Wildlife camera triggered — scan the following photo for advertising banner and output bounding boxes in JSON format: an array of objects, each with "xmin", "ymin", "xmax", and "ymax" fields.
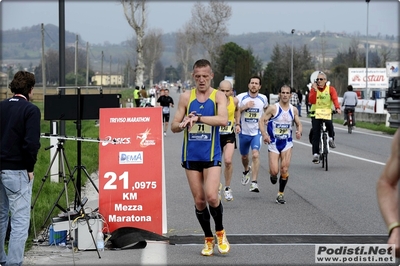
[
  {"xmin": 98, "ymin": 107, "xmax": 166, "ymax": 234},
  {"xmin": 348, "ymin": 68, "xmax": 389, "ymax": 89}
]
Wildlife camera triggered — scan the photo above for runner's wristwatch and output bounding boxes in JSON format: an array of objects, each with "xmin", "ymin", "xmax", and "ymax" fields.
[{"xmin": 196, "ymin": 114, "xmax": 202, "ymax": 122}]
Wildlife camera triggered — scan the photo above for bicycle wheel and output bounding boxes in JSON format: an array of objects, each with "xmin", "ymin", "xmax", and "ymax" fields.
[
  {"xmin": 347, "ymin": 111, "xmax": 353, "ymax": 134},
  {"xmin": 348, "ymin": 114, "xmax": 353, "ymax": 134},
  {"xmin": 319, "ymin": 142, "xmax": 324, "ymax": 168},
  {"xmin": 323, "ymin": 134, "xmax": 328, "ymax": 171},
  {"xmin": 321, "ymin": 153, "xmax": 324, "ymax": 168},
  {"xmin": 324, "ymin": 152, "xmax": 328, "ymax": 171},
  {"xmin": 348, "ymin": 124, "xmax": 352, "ymax": 134}
]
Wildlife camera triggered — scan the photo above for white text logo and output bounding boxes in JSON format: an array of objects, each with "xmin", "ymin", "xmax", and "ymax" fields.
[{"xmin": 102, "ymin": 136, "xmax": 131, "ymax": 146}]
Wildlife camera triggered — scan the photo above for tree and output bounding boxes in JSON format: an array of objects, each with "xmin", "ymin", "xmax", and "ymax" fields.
[
  {"xmin": 34, "ymin": 48, "xmax": 87, "ymax": 85},
  {"xmin": 263, "ymin": 43, "xmax": 314, "ymax": 94},
  {"xmin": 165, "ymin": 65, "xmax": 179, "ymax": 83},
  {"xmin": 143, "ymin": 28, "xmax": 164, "ymax": 87},
  {"xmin": 189, "ymin": 1, "xmax": 232, "ymax": 67},
  {"xmin": 65, "ymin": 72, "xmax": 86, "ymax": 86},
  {"xmin": 153, "ymin": 60, "xmax": 165, "ymax": 84},
  {"xmin": 122, "ymin": 0, "xmax": 147, "ymax": 88},
  {"xmin": 215, "ymin": 42, "xmax": 245, "ymax": 79},
  {"xmin": 175, "ymin": 22, "xmax": 195, "ymax": 84},
  {"xmin": 214, "ymin": 42, "xmax": 263, "ymax": 92}
]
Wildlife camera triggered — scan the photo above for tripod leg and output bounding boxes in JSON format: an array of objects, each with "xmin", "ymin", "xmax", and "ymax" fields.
[
  {"xmin": 40, "ymin": 180, "xmax": 70, "ymax": 228},
  {"xmin": 58, "ymin": 148, "xmax": 79, "ymax": 261},
  {"xmin": 81, "ymin": 166, "xmax": 99, "ymax": 193},
  {"xmin": 72, "ymin": 166, "xmax": 99, "ymax": 210},
  {"xmin": 40, "ymin": 145, "xmax": 75, "ymax": 228},
  {"xmin": 63, "ymin": 156, "xmax": 102, "ymax": 258},
  {"xmin": 31, "ymin": 145, "xmax": 61, "ymax": 210}
]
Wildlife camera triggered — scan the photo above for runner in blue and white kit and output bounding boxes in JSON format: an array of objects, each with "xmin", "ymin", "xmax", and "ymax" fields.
[
  {"xmin": 235, "ymin": 76, "xmax": 268, "ymax": 193},
  {"xmin": 259, "ymin": 85, "xmax": 302, "ymax": 204}
]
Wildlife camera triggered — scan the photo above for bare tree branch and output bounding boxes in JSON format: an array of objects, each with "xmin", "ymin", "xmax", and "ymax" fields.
[
  {"xmin": 143, "ymin": 28, "xmax": 164, "ymax": 87},
  {"xmin": 190, "ymin": 0, "xmax": 232, "ymax": 67},
  {"xmin": 175, "ymin": 22, "xmax": 196, "ymax": 84}
]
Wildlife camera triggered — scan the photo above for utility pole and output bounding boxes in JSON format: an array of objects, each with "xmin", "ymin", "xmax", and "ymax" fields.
[
  {"xmin": 75, "ymin": 35, "xmax": 78, "ymax": 86},
  {"xmin": 118, "ymin": 58, "xmax": 122, "ymax": 89},
  {"xmin": 109, "ymin": 55, "xmax": 112, "ymax": 93},
  {"xmin": 365, "ymin": 0, "xmax": 370, "ymax": 99},
  {"xmin": 291, "ymin": 29, "xmax": 295, "ymax": 88},
  {"xmin": 86, "ymin": 42, "xmax": 89, "ymax": 93},
  {"xmin": 41, "ymin": 23, "xmax": 46, "ymax": 102},
  {"xmin": 101, "ymin": 51, "xmax": 104, "ymax": 87},
  {"xmin": 127, "ymin": 60, "xmax": 130, "ymax": 88}
]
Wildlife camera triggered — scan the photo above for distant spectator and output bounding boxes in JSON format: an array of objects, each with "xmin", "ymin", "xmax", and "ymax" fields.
[
  {"xmin": 149, "ymin": 85, "xmax": 156, "ymax": 98},
  {"xmin": 264, "ymin": 88, "xmax": 269, "ymax": 103},
  {"xmin": 305, "ymin": 84, "xmax": 311, "ymax": 114},
  {"xmin": 289, "ymin": 86, "xmax": 299, "ymax": 108},
  {"xmin": 296, "ymin": 88, "xmax": 303, "ymax": 117},
  {"xmin": 134, "ymin": 86, "xmax": 141, "ymax": 107},
  {"xmin": 140, "ymin": 86, "xmax": 148, "ymax": 99}
]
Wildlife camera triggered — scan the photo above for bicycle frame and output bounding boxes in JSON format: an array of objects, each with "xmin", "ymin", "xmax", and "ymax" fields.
[{"xmin": 313, "ymin": 108, "xmax": 335, "ymax": 171}]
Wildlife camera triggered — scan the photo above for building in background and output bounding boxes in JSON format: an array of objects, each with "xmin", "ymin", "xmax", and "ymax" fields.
[{"xmin": 91, "ymin": 73, "xmax": 124, "ymax": 86}]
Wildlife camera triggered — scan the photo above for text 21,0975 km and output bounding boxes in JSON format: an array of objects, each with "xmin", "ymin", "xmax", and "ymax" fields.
[{"xmin": 103, "ymin": 171, "xmax": 157, "ymax": 190}]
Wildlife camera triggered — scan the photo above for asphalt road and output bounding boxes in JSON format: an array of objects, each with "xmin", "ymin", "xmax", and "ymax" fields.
[{"xmin": 24, "ymin": 87, "xmax": 398, "ymax": 266}]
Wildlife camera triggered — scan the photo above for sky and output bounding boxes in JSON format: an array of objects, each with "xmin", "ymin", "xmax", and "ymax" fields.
[{"xmin": 0, "ymin": 0, "xmax": 399, "ymax": 45}]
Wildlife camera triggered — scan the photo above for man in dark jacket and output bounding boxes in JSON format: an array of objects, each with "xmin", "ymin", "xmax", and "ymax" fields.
[
  {"xmin": 296, "ymin": 89, "xmax": 303, "ymax": 117},
  {"xmin": 0, "ymin": 71, "xmax": 41, "ymax": 266}
]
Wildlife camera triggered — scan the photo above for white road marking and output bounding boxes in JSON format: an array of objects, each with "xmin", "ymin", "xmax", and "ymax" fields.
[
  {"xmin": 141, "ymin": 241, "xmax": 167, "ymax": 265},
  {"xmin": 293, "ymin": 140, "xmax": 386, "ymax": 166}
]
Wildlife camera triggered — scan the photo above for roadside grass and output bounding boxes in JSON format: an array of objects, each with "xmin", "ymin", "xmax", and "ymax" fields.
[
  {"xmin": 332, "ymin": 118, "xmax": 397, "ymax": 135},
  {"xmin": 306, "ymin": 112, "xmax": 397, "ymax": 135}
]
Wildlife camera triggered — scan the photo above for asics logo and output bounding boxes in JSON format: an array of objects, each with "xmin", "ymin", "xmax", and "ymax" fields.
[{"xmin": 102, "ymin": 136, "xmax": 131, "ymax": 146}]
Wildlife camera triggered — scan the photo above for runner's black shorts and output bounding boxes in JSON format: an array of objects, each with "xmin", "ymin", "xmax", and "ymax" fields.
[
  {"xmin": 220, "ymin": 132, "xmax": 237, "ymax": 150},
  {"xmin": 181, "ymin": 161, "xmax": 222, "ymax": 172}
]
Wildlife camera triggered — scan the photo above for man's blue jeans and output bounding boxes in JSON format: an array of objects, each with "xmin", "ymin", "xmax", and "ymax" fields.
[
  {"xmin": 0, "ymin": 170, "xmax": 32, "ymax": 266},
  {"xmin": 297, "ymin": 104, "xmax": 302, "ymax": 116}
]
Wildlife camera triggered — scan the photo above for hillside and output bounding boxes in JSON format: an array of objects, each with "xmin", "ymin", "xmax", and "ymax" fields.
[{"xmin": 1, "ymin": 24, "xmax": 398, "ymax": 72}]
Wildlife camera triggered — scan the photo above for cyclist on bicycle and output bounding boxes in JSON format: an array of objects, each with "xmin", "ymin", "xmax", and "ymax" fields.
[
  {"xmin": 309, "ymin": 72, "xmax": 341, "ymax": 163},
  {"xmin": 342, "ymin": 85, "xmax": 358, "ymax": 126}
]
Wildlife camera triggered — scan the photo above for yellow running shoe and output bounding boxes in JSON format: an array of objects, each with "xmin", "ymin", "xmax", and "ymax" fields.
[
  {"xmin": 201, "ymin": 237, "xmax": 215, "ymax": 256},
  {"xmin": 215, "ymin": 229, "xmax": 230, "ymax": 254}
]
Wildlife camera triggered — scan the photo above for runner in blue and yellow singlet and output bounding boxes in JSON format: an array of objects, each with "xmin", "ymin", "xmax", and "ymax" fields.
[
  {"xmin": 171, "ymin": 59, "xmax": 230, "ymax": 256},
  {"xmin": 218, "ymin": 80, "xmax": 238, "ymax": 202}
]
